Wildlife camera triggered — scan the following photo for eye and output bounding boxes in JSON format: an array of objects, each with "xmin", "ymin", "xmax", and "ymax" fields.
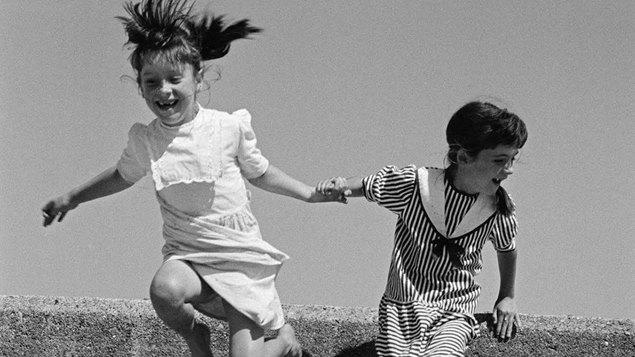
[
  {"xmin": 169, "ymin": 76, "xmax": 182, "ymax": 84},
  {"xmin": 143, "ymin": 79, "xmax": 158, "ymax": 88}
]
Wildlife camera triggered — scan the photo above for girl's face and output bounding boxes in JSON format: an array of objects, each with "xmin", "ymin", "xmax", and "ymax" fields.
[
  {"xmin": 139, "ymin": 61, "xmax": 201, "ymax": 127},
  {"xmin": 458, "ymin": 144, "xmax": 519, "ymax": 196}
]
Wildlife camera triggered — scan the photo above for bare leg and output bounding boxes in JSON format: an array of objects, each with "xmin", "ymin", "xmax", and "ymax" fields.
[
  {"xmin": 150, "ymin": 259, "xmax": 215, "ymax": 357},
  {"xmin": 223, "ymin": 300, "xmax": 266, "ymax": 357},
  {"xmin": 264, "ymin": 324, "xmax": 303, "ymax": 357}
]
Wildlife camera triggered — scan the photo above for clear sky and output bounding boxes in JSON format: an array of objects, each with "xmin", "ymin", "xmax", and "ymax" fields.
[{"xmin": 1, "ymin": 1, "xmax": 633, "ymax": 321}]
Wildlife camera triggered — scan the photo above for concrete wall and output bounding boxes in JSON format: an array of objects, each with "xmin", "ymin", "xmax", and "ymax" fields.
[{"xmin": 0, "ymin": 295, "xmax": 632, "ymax": 356}]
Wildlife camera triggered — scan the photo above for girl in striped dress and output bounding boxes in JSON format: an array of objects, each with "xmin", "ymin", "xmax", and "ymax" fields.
[{"xmin": 318, "ymin": 101, "xmax": 528, "ymax": 356}]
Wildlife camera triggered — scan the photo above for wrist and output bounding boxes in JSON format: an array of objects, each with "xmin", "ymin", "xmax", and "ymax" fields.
[
  {"xmin": 65, "ymin": 191, "xmax": 80, "ymax": 207},
  {"xmin": 496, "ymin": 294, "xmax": 515, "ymax": 303},
  {"xmin": 305, "ymin": 187, "xmax": 318, "ymax": 203}
]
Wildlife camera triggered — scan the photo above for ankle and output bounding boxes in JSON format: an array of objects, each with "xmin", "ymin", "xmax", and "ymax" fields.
[{"xmin": 184, "ymin": 322, "xmax": 213, "ymax": 357}]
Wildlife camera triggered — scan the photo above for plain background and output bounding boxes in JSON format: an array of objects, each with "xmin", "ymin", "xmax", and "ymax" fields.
[{"xmin": 1, "ymin": 1, "xmax": 633, "ymax": 320}]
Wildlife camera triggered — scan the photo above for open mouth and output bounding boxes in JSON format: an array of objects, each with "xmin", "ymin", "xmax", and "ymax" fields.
[
  {"xmin": 492, "ymin": 178, "xmax": 503, "ymax": 185},
  {"xmin": 156, "ymin": 99, "xmax": 178, "ymax": 111}
]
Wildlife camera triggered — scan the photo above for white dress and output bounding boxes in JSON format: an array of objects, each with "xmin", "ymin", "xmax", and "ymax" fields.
[{"xmin": 116, "ymin": 106, "xmax": 288, "ymax": 329}]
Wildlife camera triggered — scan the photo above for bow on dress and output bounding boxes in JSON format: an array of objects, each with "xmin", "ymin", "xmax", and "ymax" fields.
[{"xmin": 431, "ymin": 237, "xmax": 465, "ymax": 268}]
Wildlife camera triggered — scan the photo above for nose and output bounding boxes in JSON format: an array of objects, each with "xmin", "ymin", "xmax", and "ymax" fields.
[
  {"xmin": 157, "ymin": 80, "xmax": 173, "ymax": 95},
  {"xmin": 502, "ymin": 159, "xmax": 514, "ymax": 175}
]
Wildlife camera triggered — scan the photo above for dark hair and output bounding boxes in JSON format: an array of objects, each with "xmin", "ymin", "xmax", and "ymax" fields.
[
  {"xmin": 116, "ymin": 0, "xmax": 261, "ymax": 85},
  {"xmin": 446, "ymin": 101, "xmax": 528, "ymax": 215}
]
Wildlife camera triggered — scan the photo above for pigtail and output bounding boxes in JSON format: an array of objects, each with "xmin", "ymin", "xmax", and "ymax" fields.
[
  {"xmin": 117, "ymin": 0, "xmax": 193, "ymax": 49},
  {"xmin": 495, "ymin": 186, "xmax": 515, "ymax": 216},
  {"xmin": 187, "ymin": 15, "xmax": 261, "ymax": 60}
]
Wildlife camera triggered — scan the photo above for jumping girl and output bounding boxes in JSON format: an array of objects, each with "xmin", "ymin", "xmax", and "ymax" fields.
[
  {"xmin": 319, "ymin": 101, "xmax": 528, "ymax": 356},
  {"xmin": 42, "ymin": 1, "xmax": 340, "ymax": 356}
]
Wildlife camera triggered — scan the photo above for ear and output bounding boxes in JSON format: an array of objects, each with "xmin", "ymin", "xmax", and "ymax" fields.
[
  {"xmin": 136, "ymin": 77, "xmax": 144, "ymax": 96},
  {"xmin": 456, "ymin": 149, "xmax": 472, "ymax": 165}
]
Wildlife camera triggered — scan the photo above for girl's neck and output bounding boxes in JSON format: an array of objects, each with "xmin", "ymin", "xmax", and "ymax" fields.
[{"xmin": 447, "ymin": 165, "xmax": 479, "ymax": 195}]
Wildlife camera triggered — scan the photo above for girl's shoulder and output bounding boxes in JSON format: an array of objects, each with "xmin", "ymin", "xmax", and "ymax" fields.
[
  {"xmin": 127, "ymin": 121, "xmax": 150, "ymax": 139},
  {"xmin": 212, "ymin": 108, "xmax": 252, "ymax": 126},
  {"xmin": 212, "ymin": 108, "xmax": 257, "ymax": 139}
]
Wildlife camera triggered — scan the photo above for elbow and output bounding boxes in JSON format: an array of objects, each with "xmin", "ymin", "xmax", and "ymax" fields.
[{"xmin": 247, "ymin": 171, "xmax": 267, "ymax": 188}]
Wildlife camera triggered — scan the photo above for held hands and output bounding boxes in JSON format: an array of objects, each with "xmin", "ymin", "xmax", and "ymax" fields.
[
  {"xmin": 492, "ymin": 297, "xmax": 521, "ymax": 341},
  {"xmin": 41, "ymin": 194, "xmax": 77, "ymax": 226},
  {"xmin": 314, "ymin": 177, "xmax": 352, "ymax": 203}
]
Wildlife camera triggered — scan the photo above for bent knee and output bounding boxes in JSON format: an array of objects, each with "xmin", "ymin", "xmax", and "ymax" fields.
[{"xmin": 150, "ymin": 272, "xmax": 189, "ymax": 306}]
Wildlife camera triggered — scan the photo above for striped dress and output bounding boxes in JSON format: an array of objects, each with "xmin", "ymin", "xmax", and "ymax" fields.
[{"xmin": 362, "ymin": 165, "xmax": 517, "ymax": 356}]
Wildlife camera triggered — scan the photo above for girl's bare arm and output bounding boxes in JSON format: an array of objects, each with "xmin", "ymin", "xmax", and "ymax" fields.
[
  {"xmin": 248, "ymin": 164, "xmax": 343, "ymax": 203},
  {"xmin": 42, "ymin": 166, "xmax": 133, "ymax": 226},
  {"xmin": 493, "ymin": 249, "xmax": 520, "ymax": 340}
]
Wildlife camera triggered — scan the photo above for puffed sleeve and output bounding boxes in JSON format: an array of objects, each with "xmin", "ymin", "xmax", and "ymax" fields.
[
  {"xmin": 361, "ymin": 164, "xmax": 418, "ymax": 215},
  {"xmin": 489, "ymin": 212, "xmax": 518, "ymax": 251},
  {"xmin": 116, "ymin": 123, "xmax": 149, "ymax": 184},
  {"xmin": 234, "ymin": 109, "xmax": 270, "ymax": 179}
]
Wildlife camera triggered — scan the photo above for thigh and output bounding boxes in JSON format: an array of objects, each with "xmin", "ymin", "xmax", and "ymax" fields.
[
  {"xmin": 424, "ymin": 318, "xmax": 472, "ymax": 357},
  {"xmin": 150, "ymin": 259, "xmax": 215, "ymax": 304},
  {"xmin": 222, "ymin": 300, "xmax": 265, "ymax": 357}
]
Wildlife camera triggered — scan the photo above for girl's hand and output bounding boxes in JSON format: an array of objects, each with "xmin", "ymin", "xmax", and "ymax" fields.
[
  {"xmin": 42, "ymin": 194, "xmax": 78, "ymax": 226},
  {"xmin": 492, "ymin": 297, "xmax": 520, "ymax": 341},
  {"xmin": 315, "ymin": 177, "xmax": 351, "ymax": 203}
]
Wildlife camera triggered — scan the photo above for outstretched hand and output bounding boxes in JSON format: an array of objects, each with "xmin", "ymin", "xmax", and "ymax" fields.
[
  {"xmin": 492, "ymin": 297, "xmax": 520, "ymax": 341},
  {"xmin": 42, "ymin": 194, "xmax": 77, "ymax": 226},
  {"xmin": 315, "ymin": 177, "xmax": 351, "ymax": 203}
]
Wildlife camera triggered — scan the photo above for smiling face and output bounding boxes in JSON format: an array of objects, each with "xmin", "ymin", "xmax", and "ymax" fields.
[
  {"xmin": 139, "ymin": 61, "xmax": 201, "ymax": 127},
  {"xmin": 454, "ymin": 144, "xmax": 519, "ymax": 196}
]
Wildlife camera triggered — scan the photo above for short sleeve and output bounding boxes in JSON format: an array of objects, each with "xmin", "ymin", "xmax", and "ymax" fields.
[
  {"xmin": 116, "ymin": 123, "xmax": 149, "ymax": 184},
  {"xmin": 489, "ymin": 212, "xmax": 518, "ymax": 251},
  {"xmin": 234, "ymin": 109, "xmax": 269, "ymax": 179},
  {"xmin": 361, "ymin": 165, "xmax": 418, "ymax": 215}
]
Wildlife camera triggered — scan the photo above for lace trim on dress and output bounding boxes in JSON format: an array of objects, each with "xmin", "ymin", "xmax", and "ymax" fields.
[{"xmin": 148, "ymin": 108, "xmax": 224, "ymax": 191}]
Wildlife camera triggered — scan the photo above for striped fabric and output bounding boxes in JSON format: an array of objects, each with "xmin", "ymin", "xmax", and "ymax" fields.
[
  {"xmin": 362, "ymin": 165, "xmax": 518, "ymax": 356},
  {"xmin": 444, "ymin": 181, "xmax": 478, "ymax": 237}
]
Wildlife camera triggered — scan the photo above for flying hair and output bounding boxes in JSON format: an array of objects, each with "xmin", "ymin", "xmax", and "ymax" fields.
[
  {"xmin": 188, "ymin": 15, "xmax": 261, "ymax": 61},
  {"xmin": 116, "ymin": 0, "xmax": 261, "ymax": 73}
]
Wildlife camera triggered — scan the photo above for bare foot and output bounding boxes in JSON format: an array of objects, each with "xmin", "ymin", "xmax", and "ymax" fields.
[
  {"xmin": 185, "ymin": 322, "xmax": 213, "ymax": 357},
  {"xmin": 278, "ymin": 324, "xmax": 302, "ymax": 357}
]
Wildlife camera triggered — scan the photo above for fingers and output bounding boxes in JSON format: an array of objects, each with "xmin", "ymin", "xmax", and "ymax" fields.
[
  {"xmin": 316, "ymin": 180, "xmax": 334, "ymax": 195},
  {"xmin": 492, "ymin": 298, "xmax": 518, "ymax": 341},
  {"xmin": 41, "ymin": 198, "xmax": 71, "ymax": 226},
  {"xmin": 42, "ymin": 209, "xmax": 64, "ymax": 226},
  {"xmin": 501, "ymin": 315, "xmax": 511, "ymax": 339},
  {"xmin": 505, "ymin": 314, "xmax": 518, "ymax": 339},
  {"xmin": 42, "ymin": 202, "xmax": 57, "ymax": 226},
  {"xmin": 42, "ymin": 211, "xmax": 55, "ymax": 226},
  {"xmin": 494, "ymin": 311, "xmax": 502, "ymax": 337},
  {"xmin": 331, "ymin": 177, "xmax": 347, "ymax": 189},
  {"xmin": 316, "ymin": 177, "xmax": 350, "ymax": 202},
  {"xmin": 495, "ymin": 313, "xmax": 518, "ymax": 341}
]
